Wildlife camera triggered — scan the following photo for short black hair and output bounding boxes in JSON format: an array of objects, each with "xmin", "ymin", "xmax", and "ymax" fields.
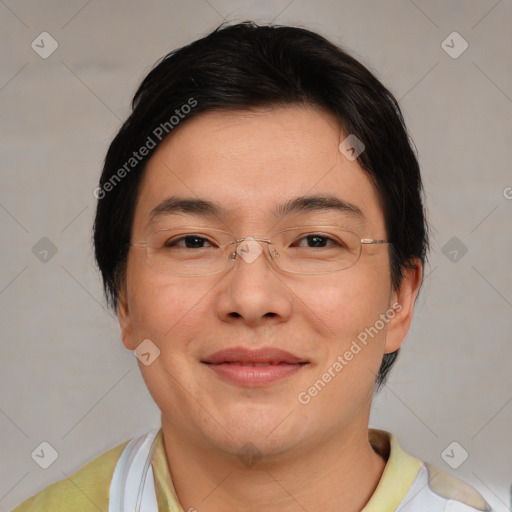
[{"xmin": 93, "ymin": 21, "xmax": 429, "ymax": 388}]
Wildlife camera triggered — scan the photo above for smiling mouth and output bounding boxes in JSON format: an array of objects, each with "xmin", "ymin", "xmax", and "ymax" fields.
[{"xmin": 201, "ymin": 347, "xmax": 309, "ymax": 387}]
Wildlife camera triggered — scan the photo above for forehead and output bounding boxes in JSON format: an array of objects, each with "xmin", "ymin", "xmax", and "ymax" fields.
[{"xmin": 133, "ymin": 106, "xmax": 385, "ymax": 234}]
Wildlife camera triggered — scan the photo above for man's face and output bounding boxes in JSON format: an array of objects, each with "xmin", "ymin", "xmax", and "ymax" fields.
[{"xmin": 118, "ymin": 106, "xmax": 418, "ymax": 459}]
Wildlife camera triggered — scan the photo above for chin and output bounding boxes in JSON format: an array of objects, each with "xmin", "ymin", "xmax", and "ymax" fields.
[
  {"xmin": 211, "ymin": 428, "xmax": 304, "ymax": 466},
  {"xmin": 206, "ymin": 404, "xmax": 308, "ymax": 456}
]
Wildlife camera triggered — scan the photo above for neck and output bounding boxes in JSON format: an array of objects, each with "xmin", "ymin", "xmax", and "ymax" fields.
[{"xmin": 160, "ymin": 417, "xmax": 386, "ymax": 512}]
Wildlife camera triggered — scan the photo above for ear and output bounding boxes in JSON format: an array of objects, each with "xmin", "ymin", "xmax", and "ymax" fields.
[
  {"xmin": 384, "ymin": 259, "xmax": 423, "ymax": 354},
  {"xmin": 117, "ymin": 283, "xmax": 136, "ymax": 351}
]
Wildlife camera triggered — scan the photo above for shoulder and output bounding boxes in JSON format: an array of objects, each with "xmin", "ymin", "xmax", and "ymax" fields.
[
  {"xmin": 399, "ymin": 462, "xmax": 492, "ymax": 512},
  {"xmin": 424, "ymin": 463, "xmax": 491, "ymax": 511},
  {"xmin": 11, "ymin": 439, "xmax": 129, "ymax": 512},
  {"xmin": 368, "ymin": 429, "xmax": 491, "ymax": 512}
]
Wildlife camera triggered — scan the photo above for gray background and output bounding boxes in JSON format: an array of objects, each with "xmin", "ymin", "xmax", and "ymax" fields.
[{"xmin": 1, "ymin": 1, "xmax": 511, "ymax": 510}]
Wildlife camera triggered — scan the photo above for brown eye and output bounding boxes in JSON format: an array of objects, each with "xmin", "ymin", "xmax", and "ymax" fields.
[
  {"xmin": 165, "ymin": 235, "xmax": 213, "ymax": 249},
  {"xmin": 294, "ymin": 234, "xmax": 339, "ymax": 248},
  {"xmin": 307, "ymin": 235, "xmax": 327, "ymax": 247}
]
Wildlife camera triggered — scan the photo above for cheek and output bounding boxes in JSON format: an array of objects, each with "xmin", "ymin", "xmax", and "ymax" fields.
[
  {"xmin": 126, "ymin": 272, "xmax": 213, "ymax": 404},
  {"xmin": 294, "ymin": 264, "xmax": 392, "ymax": 342},
  {"xmin": 126, "ymin": 267, "xmax": 215, "ymax": 343}
]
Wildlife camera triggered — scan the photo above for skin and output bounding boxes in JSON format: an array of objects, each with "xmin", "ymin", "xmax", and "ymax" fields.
[{"xmin": 118, "ymin": 105, "xmax": 422, "ymax": 512}]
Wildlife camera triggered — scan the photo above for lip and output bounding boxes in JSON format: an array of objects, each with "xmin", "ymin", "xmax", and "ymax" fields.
[{"xmin": 202, "ymin": 347, "xmax": 308, "ymax": 387}]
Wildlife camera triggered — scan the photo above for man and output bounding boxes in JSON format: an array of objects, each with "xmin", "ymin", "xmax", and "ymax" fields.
[{"xmin": 13, "ymin": 21, "xmax": 491, "ymax": 512}]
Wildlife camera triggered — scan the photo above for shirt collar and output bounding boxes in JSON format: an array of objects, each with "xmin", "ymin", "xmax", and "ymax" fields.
[
  {"xmin": 151, "ymin": 430, "xmax": 184, "ymax": 511},
  {"xmin": 362, "ymin": 428, "xmax": 422, "ymax": 511}
]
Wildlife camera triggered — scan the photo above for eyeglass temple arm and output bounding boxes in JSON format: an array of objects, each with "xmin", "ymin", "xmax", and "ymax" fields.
[{"xmin": 360, "ymin": 239, "xmax": 390, "ymax": 245}]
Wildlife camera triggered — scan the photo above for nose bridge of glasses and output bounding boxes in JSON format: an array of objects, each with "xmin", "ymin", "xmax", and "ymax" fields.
[{"xmin": 230, "ymin": 236, "xmax": 274, "ymax": 265}]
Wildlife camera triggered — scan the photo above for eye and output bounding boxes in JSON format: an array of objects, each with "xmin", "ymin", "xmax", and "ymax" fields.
[
  {"xmin": 293, "ymin": 234, "xmax": 340, "ymax": 248},
  {"xmin": 164, "ymin": 234, "xmax": 216, "ymax": 249}
]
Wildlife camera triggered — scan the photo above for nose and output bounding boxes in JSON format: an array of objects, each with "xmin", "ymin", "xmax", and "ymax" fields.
[{"xmin": 214, "ymin": 239, "xmax": 292, "ymax": 328}]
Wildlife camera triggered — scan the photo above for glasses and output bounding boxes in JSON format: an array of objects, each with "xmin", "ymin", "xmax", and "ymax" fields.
[{"xmin": 129, "ymin": 226, "xmax": 390, "ymax": 276}]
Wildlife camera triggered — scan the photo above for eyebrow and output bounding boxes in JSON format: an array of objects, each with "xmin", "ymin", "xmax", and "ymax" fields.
[
  {"xmin": 148, "ymin": 194, "xmax": 364, "ymax": 225},
  {"xmin": 275, "ymin": 195, "xmax": 363, "ymax": 218},
  {"xmin": 148, "ymin": 197, "xmax": 223, "ymax": 224}
]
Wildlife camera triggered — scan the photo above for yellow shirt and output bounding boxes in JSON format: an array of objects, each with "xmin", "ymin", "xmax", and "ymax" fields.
[
  {"xmin": 12, "ymin": 430, "xmax": 181, "ymax": 512},
  {"xmin": 12, "ymin": 429, "xmax": 489, "ymax": 511}
]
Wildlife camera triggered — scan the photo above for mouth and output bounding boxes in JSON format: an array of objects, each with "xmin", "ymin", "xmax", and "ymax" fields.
[{"xmin": 201, "ymin": 347, "xmax": 309, "ymax": 387}]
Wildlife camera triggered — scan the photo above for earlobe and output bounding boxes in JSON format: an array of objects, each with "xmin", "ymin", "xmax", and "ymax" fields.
[{"xmin": 384, "ymin": 259, "xmax": 423, "ymax": 354}]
